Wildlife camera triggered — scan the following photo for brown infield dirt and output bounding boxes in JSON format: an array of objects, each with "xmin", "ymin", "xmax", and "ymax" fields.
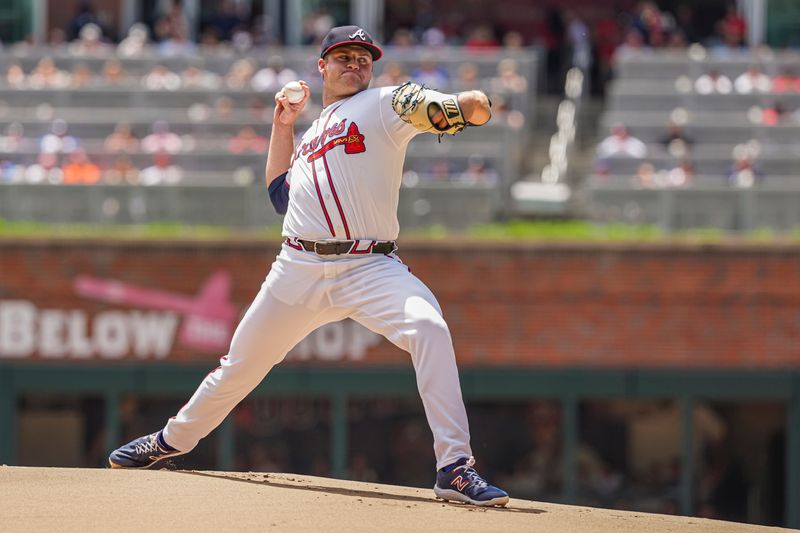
[{"xmin": 0, "ymin": 466, "xmax": 795, "ymax": 533}]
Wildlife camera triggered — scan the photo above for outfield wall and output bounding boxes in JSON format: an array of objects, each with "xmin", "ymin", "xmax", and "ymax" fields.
[{"xmin": 1, "ymin": 238, "xmax": 798, "ymax": 368}]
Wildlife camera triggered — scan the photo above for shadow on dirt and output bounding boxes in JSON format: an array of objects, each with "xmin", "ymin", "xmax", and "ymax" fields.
[{"xmin": 176, "ymin": 470, "xmax": 547, "ymax": 516}]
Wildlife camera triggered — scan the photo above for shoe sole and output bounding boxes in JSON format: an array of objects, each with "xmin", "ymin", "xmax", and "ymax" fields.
[
  {"xmin": 433, "ymin": 485, "xmax": 509, "ymax": 507},
  {"xmin": 108, "ymin": 451, "xmax": 187, "ymax": 470}
]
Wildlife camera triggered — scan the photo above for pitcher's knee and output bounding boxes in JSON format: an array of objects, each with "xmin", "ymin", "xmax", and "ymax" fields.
[{"xmin": 410, "ymin": 316, "xmax": 452, "ymax": 345}]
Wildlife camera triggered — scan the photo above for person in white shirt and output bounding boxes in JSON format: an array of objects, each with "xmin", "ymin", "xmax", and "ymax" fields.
[
  {"xmin": 596, "ymin": 123, "xmax": 648, "ymax": 159},
  {"xmin": 695, "ymin": 70, "xmax": 733, "ymax": 94},
  {"xmin": 109, "ymin": 24, "xmax": 509, "ymax": 509},
  {"xmin": 734, "ymin": 65, "xmax": 772, "ymax": 94}
]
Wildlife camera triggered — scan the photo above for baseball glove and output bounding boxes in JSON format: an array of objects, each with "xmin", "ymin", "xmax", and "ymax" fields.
[{"xmin": 391, "ymin": 81, "xmax": 467, "ymax": 135}]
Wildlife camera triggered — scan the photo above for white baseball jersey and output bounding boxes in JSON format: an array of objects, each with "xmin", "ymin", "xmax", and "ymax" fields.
[
  {"xmin": 161, "ymin": 84, "xmax": 473, "ymax": 473},
  {"xmin": 282, "ymin": 86, "xmax": 418, "ymax": 241}
]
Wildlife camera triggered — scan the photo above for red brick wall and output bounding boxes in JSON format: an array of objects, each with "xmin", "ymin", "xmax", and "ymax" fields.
[{"xmin": 1, "ymin": 238, "xmax": 799, "ymax": 368}]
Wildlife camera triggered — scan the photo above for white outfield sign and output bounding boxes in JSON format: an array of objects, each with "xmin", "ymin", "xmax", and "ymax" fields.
[
  {"xmin": 0, "ymin": 300, "xmax": 178, "ymax": 359},
  {"xmin": 0, "ymin": 299, "xmax": 383, "ymax": 362}
]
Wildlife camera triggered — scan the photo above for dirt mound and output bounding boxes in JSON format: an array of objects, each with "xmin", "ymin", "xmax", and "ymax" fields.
[{"xmin": 0, "ymin": 466, "xmax": 790, "ymax": 532}]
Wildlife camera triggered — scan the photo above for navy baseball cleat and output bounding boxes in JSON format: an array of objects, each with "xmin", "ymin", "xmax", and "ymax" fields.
[
  {"xmin": 434, "ymin": 456, "xmax": 509, "ymax": 507},
  {"xmin": 108, "ymin": 431, "xmax": 186, "ymax": 469}
]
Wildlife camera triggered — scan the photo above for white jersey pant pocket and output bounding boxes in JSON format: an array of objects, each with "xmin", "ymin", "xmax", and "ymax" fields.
[
  {"xmin": 162, "ymin": 274, "xmax": 347, "ymax": 452},
  {"xmin": 338, "ymin": 257, "xmax": 472, "ymax": 470}
]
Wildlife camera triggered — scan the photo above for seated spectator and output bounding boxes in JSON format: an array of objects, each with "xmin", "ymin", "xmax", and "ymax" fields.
[
  {"xmin": 62, "ymin": 148, "xmax": 101, "ymax": 184},
  {"xmin": 28, "ymin": 57, "xmax": 71, "ymax": 89},
  {"xmin": 117, "ymin": 23, "xmax": 149, "ymax": 58},
  {"xmin": 695, "ymin": 70, "xmax": 732, "ymax": 94},
  {"xmin": 734, "ymin": 66, "xmax": 771, "ymax": 94},
  {"xmin": 141, "ymin": 64, "xmax": 181, "ymax": 91},
  {"xmin": 411, "ymin": 56, "xmax": 450, "ymax": 89},
  {"xmin": 389, "ymin": 28, "xmax": 416, "ymax": 47},
  {"xmin": 0, "ymin": 159, "xmax": 24, "ymax": 183},
  {"xmin": 154, "ymin": 0, "xmax": 195, "ymax": 56},
  {"xmin": 104, "ymin": 123, "xmax": 140, "ymax": 153},
  {"xmin": 726, "ymin": 146, "xmax": 763, "ymax": 188},
  {"xmin": 490, "ymin": 58, "xmax": 527, "ymax": 93},
  {"xmin": 40, "ymin": 119, "xmax": 78, "ymax": 154},
  {"xmin": 421, "ymin": 26, "xmax": 446, "ymax": 47},
  {"xmin": 760, "ymin": 102, "xmax": 789, "ymax": 126},
  {"xmin": 666, "ymin": 158, "xmax": 694, "ymax": 187},
  {"xmin": 225, "ymin": 58, "xmax": 256, "ymax": 90},
  {"xmin": 251, "ymin": 56, "xmax": 298, "ymax": 92},
  {"xmin": 24, "ymin": 152, "xmax": 63, "ymax": 184},
  {"xmin": 69, "ymin": 62, "xmax": 93, "ymax": 88},
  {"xmin": 721, "ymin": 4, "xmax": 747, "ymax": 48},
  {"xmin": 141, "ymin": 120, "xmax": 182, "ymax": 154},
  {"xmin": 68, "ymin": 2, "xmax": 102, "ymax": 41},
  {"xmin": 139, "ymin": 151, "xmax": 183, "ymax": 185},
  {"xmin": 772, "ymin": 69, "xmax": 800, "ymax": 94},
  {"xmin": 459, "ymin": 154, "xmax": 499, "ymax": 185},
  {"xmin": 213, "ymin": 96, "xmax": 235, "ymax": 120},
  {"xmin": 375, "ymin": 62, "xmax": 409, "ymax": 87},
  {"xmin": 659, "ymin": 119, "xmax": 694, "ymax": 157},
  {"xmin": 101, "ymin": 59, "xmax": 127, "ymax": 85},
  {"xmin": 597, "ymin": 124, "xmax": 648, "ymax": 159},
  {"xmin": 228, "ymin": 126, "xmax": 268, "ymax": 154},
  {"xmin": 180, "ymin": 64, "xmax": 221, "ymax": 90},
  {"xmin": 104, "ymin": 155, "xmax": 139, "ymax": 185},
  {"xmin": 47, "ymin": 28, "xmax": 69, "ymax": 52},
  {"xmin": 0, "ymin": 122, "xmax": 25, "ymax": 152},
  {"xmin": 68, "ymin": 22, "xmax": 112, "ymax": 57},
  {"xmin": 453, "ymin": 62, "xmax": 479, "ymax": 91},
  {"xmin": 5, "ymin": 62, "xmax": 26, "ymax": 88},
  {"xmin": 613, "ymin": 29, "xmax": 647, "ymax": 64},
  {"xmin": 631, "ymin": 162, "xmax": 658, "ymax": 188},
  {"xmin": 632, "ymin": 0, "xmax": 670, "ymax": 46},
  {"xmin": 464, "ymin": 25, "xmax": 500, "ymax": 50},
  {"xmin": 502, "ymin": 31, "xmax": 525, "ymax": 50},
  {"xmin": 427, "ymin": 159, "xmax": 452, "ymax": 181},
  {"xmin": 667, "ymin": 30, "xmax": 687, "ymax": 50}
]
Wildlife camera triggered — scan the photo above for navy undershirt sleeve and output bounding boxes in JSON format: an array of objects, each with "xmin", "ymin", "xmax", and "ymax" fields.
[{"xmin": 267, "ymin": 172, "xmax": 290, "ymax": 215}]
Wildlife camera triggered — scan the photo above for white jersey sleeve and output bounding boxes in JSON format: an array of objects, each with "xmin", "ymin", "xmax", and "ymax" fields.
[{"xmin": 378, "ymin": 85, "xmax": 420, "ymax": 148}]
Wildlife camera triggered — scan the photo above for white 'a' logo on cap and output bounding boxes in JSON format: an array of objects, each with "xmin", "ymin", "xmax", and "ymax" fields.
[{"xmin": 348, "ymin": 29, "xmax": 367, "ymax": 40}]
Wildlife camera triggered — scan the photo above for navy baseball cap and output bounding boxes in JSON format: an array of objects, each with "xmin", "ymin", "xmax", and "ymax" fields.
[{"xmin": 320, "ymin": 25, "xmax": 382, "ymax": 61}]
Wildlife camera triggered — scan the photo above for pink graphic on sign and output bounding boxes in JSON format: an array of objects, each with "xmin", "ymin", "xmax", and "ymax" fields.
[{"xmin": 73, "ymin": 271, "xmax": 236, "ymax": 352}]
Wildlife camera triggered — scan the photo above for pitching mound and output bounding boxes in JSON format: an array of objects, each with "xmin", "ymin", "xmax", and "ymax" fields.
[{"xmin": 0, "ymin": 466, "xmax": 791, "ymax": 532}]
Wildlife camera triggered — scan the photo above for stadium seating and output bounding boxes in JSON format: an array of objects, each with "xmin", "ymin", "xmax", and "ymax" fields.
[
  {"xmin": 0, "ymin": 45, "xmax": 538, "ymax": 228},
  {"xmin": 588, "ymin": 48, "xmax": 800, "ymax": 231}
]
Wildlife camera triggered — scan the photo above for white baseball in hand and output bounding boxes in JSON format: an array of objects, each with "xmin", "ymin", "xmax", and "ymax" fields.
[{"xmin": 283, "ymin": 81, "xmax": 305, "ymax": 104}]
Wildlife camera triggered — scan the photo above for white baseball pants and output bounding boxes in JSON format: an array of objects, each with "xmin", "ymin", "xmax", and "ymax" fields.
[{"xmin": 161, "ymin": 244, "xmax": 472, "ymax": 470}]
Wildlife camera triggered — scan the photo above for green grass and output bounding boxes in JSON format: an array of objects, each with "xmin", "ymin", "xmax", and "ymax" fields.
[
  {"xmin": 0, "ymin": 219, "xmax": 283, "ymax": 240},
  {"xmin": 0, "ymin": 218, "xmax": 798, "ymax": 244}
]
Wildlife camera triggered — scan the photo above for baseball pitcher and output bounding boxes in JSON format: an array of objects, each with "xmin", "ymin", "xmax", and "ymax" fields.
[{"xmin": 109, "ymin": 25, "xmax": 508, "ymax": 507}]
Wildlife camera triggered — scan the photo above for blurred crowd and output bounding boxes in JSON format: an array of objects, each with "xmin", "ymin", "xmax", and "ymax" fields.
[
  {"xmin": 0, "ymin": 1, "xmax": 766, "ymax": 95},
  {"xmin": 592, "ymin": 54, "xmax": 800, "ymax": 189},
  {"xmin": 0, "ymin": 118, "xmax": 270, "ymax": 186}
]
